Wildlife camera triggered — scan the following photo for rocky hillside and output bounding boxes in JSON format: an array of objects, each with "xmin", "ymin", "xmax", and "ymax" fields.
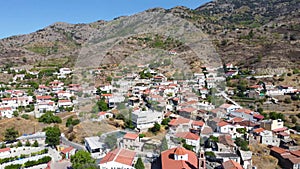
[
  {"xmin": 195, "ymin": 0, "xmax": 300, "ymax": 74},
  {"xmin": 0, "ymin": 0, "xmax": 299, "ymax": 74}
]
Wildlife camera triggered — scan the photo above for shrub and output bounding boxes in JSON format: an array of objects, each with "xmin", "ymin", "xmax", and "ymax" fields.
[
  {"xmin": 38, "ymin": 112, "xmax": 62, "ymax": 124},
  {"xmin": 21, "ymin": 114, "xmax": 30, "ymax": 120},
  {"xmin": 4, "ymin": 164, "xmax": 22, "ymax": 169},
  {"xmin": 149, "ymin": 123, "xmax": 161, "ymax": 134}
]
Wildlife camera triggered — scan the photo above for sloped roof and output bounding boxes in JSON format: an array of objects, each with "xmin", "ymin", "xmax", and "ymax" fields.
[
  {"xmin": 100, "ymin": 148, "xmax": 135, "ymax": 166},
  {"xmin": 61, "ymin": 147, "xmax": 74, "ymax": 154},
  {"xmin": 270, "ymin": 146, "xmax": 287, "ymax": 154},
  {"xmin": 168, "ymin": 117, "xmax": 191, "ymax": 126},
  {"xmin": 222, "ymin": 160, "xmax": 243, "ymax": 169},
  {"xmin": 123, "ymin": 133, "xmax": 139, "ymax": 140},
  {"xmin": 161, "ymin": 147, "xmax": 198, "ymax": 169},
  {"xmin": 175, "ymin": 132, "xmax": 199, "ymax": 140}
]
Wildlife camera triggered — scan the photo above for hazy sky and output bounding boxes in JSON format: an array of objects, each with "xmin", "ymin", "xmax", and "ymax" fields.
[{"xmin": 0, "ymin": 0, "xmax": 211, "ymax": 39}]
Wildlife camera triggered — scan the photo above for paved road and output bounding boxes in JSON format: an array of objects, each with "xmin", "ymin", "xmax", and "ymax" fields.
[
  {"xmin": 220, "ymin": 91, "xmax": 242, "ymax": 108},
  {"xmin": 60, "ymin": 135, "xmax": 86, "ymax": 150}
]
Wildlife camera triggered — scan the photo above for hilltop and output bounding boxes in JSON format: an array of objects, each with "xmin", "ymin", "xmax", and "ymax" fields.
[{"xmin": 0, "ymin": 0, "xmax": 299, "ymax": 74}]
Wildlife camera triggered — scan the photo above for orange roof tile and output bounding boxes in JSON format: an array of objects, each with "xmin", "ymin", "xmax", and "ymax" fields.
[
  {"xmin": 98, "ymin": 111, "xmax": 106, "ymax": 116},
  {"xmin": 61, "ymin": 147, "xmax": 74, "ymax": 154},
  {"xmin": 123, "ymin": 133, "xmax": 139, "ymax": 140},
  {"xmin": 179, "ymin": 107, "xmax": 197, "ymax": 113},
  {"xmin": 36, "ymin": 95, "xmax": 52, "ymax": 100},
  {"xmin": 101, "ymin": 93, "xmax": 113, "ymax": 97},
  {"xmin": 222, "ymin": 160, "xmax": 243, "ymax": 169},
  {"xmin": 291, "ymin": 150, "xmax": 300, "ymax": 157},
  {"xmin": 271, "ymin": 146, "xmax": 287, "ymax": 154},
  {"xmin": 100, "ymin": 148, "xmax": 135, "ymax": 166},
  {"xmin": 115, "ymin": 149, "xmax": 136, "ymax": 166},
  {"xmin": 235, "ymin": 108, "xmax": 253, "ymax": 114},
  {"xmin": 289, "ymin": 157, "xmax": 300, "ymax": 164},
  {"xmin": 253, "ymin": 128, "xmax": 265, "ymax": 133},
  {"xmin": 230, "ymin": 117, "xmax": 244, "ymax": 123},
  {"xmin": 168, "ymin": 117, "xmax": 190, "ymax": 126},
  {"xmin": 175, "ymin": 132, "xmax": 199, "ymax": 140},
  {"xmin": 174, "ymin": 147, "xmax": 186, "ymax": 155},
  {"xmin": 0, "ymin": 148, "xmax": 10, "ymax": 153},
  {"xmin": 0, "ymin": 107, "xmax": 12, "ymax": 111},
  {"xmin": 220, "ymin": 103, "xmax": 234, "ymax": 109},
  {"xmin": 58, "ymin": 99, "xmax": 71, "ymax": 103},
  {"xmin": 192, "ymin": 120, "xmax": 204, "ymax": 127},
  {"xmin": 217, "ymin": 121, "xmax": 231, "ymax": 127},
  {"xmin": 161, "ymin": 147, "xmax": 198, "ymax": 169}
]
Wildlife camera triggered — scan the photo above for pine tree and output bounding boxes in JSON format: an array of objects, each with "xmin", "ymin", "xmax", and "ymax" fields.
[{"xmin": 134, "ymin": 157, "xmax": 145, "ymax": 169}]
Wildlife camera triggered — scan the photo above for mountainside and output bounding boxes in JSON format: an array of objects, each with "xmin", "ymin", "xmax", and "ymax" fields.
[
  {"xmin": 0, "ymin": 0, "xmax": 299, "ymax": 74},
  {"xmin": 195, "ymin": 0, "xmax": 300, "ymax": 73}
]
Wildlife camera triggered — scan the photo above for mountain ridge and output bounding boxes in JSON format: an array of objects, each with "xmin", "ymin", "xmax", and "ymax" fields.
[{"xmin": 0, "ymin": 0, "xmax": 299, "ymax": 74}]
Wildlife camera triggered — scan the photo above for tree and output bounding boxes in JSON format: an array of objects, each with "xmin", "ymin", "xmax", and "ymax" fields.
[
  {"xmin": 104, "ymin": 135, "xmax": 117, "ymax": 149},
  {"xmin": 39, "ymin": 112, "xmax": 62, "ymax": 124},
  {"xmin": 235, "ymin": 137, "xmax": 249, "ymax": 151},
  {"xmin": 17, "ymin": 140, "xmax": 22, "ymax": 147},
  {"xmin": 66, "ymin": 117, "xmax": 80, "ymax": 127},
  {"xmin": 71, "ymin": 150, "xmax": 96, "ymax": 169},
  {"xmin": 161, "ymin": 136, "xmax": 168, "ymax": 152},
  {"xmin": 4, "ymin": 127, "xmax": 18, "ymax": 142},
  {"xmin": 12, "ymin": 111, "xmax": 19, "ymax": 117},
  {"xmin": 32, "ymin": 140, "xmax": 39, "ymax": 147},
  {"xmin": 284, "ymin": 98, "xmax": 292, "ymax": 104},
  {"xmin": 25, "ymin": 140, "xmax": 31, "ymax": 147},
  {"xmin": 134, "ymin": 157, "xmax": 145, "ymax": 169},
  {"xmin": 97, "ymin": 98, "xmax": 109, "ymax": 111},
  {"xmin": 1, "ymin": 143, "xmax": 6, "ymax": 148},
  {"xmin": 44, "ymin": 126, "xmax": 61, "ymax": 147},
  {"xmin": 150, "ymin": 122, "xmax": 161, "ymax": 134},
  {"xmin": 291, "ymin": 116, "xmax": 297, "ymax": 123},
  {"xmin": 161, "ymin": 118, "xmax": 170, "ymax": 125}
]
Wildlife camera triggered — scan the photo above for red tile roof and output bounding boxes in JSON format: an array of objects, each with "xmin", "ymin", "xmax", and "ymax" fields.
[
  {"xmin": 253, "ymin": 114, "xmax": 264, "ymax": 120},
  {"xmin": 235, "ymin": 108, "xmax": 253, "ymax": 114},
  {"xmin": 217, "ymin": 121, "xmax": 231, "ymax": 127},
  {"xmin": 253, "ymin": 128, "xmax": 265, "ymax": 133},
  {"xmin": 164, "ymin": 111, "xmax": 173, "ymax": 117},
  {"xmin": 278, "ymin": 132, "xmax": 289, "ymax": 137},
  {"xmin": 36, "ymin": 95, "xmax": 52, "ymax": 100},
  {"xmin": 222, "ymin": 160, "xmax": 243, "ymax": 169},
  {"xmin": 123, "ymin": 133, "xmax": 139, "ymax": 140},
  {"xmin": 220, "ymin": 103, "xmax": 234, "ymax": 109},
  {"xmin": 230, "ymin": 117, "xmax": 244, "ymax": 123},
  {"xmin": 0, "ymin": 147, "xmax": 10, "ymax": 153},
  {"xmin": 58, "ymin": 99, "xmax": 71, "ymax": 103},
  {"xmin": 161, "ymin": 147, "xmax": 198, "ymax": 169},
  {"xmin": 174, "ymin": 147, "xmax": 186, "ymax": 155},
  {"xmin": 179, "ymin": 107, "xmax": 197, "ymax": 113},
  {"xmin": 98, "ymin": 111, "xmax": 106, "ymax": 116},
  {"xmin": 101, "ymin": 93, "xmax": 113, "ymax": 97},
  {"xmin": 192, "ymin": 120, "xmax": 204, "ymax": 127},
  {"xmin": 272, "ymin": 127, "xmax": 288, "ymax": 132},
  {"xmin": 289, "ymin": 157, "xmax": 300, "ymax": 164},
  {"xmin": 291, "ymin": 150, "xmax": 300, "ymax": 157},
  {"xmin": 0, "ymin": 107, "xmax": 12, "ymax": 111},
  {"xmin": 271, "ymin": 146, "xmax": 287, "ymax": 154},
  {"xmin": 168, "ymin": 117, "xmax": 190, "ymax": 126},
  {"xmin": 61, "ymin": 147, "xmax": 74, "ymax": 154},
  {"xmin": 175, "ymin": 132, "xmax": 199, "ymax": 140},
  {"xmin": 100, "ymin": 148, "xmax": 135, "ymax": 166}
]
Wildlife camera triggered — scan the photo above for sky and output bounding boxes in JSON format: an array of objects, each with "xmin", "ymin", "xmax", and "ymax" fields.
[{"xmin": 0, "ymin": 0, "xmax": 211, "ymax": 39}]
